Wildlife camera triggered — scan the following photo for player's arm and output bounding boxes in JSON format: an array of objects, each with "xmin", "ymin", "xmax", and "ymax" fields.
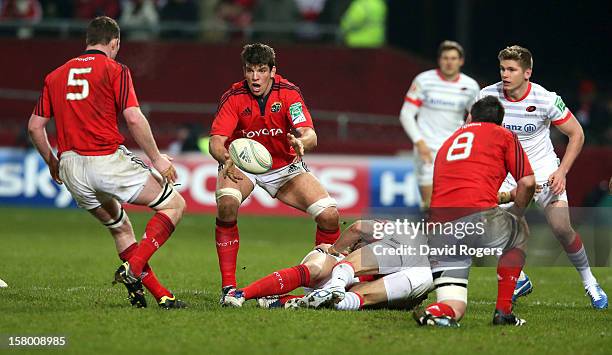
[
  {"xmin": 209, "ymin": 135, "xmax": 229, "ymax": 164},
  {"xmin": 550, "ymin": 115, "xmax": 584, "ymax": 195},
  {"xmin": 124, "ymin": 107, "xmax": 177, "ymax": 183},
  {"xmin": 399, "ymin": 80, "xmax": 431, "ymax": 164},
  {"xmin": 27, "ymin": 113, "xmax": 61, "ymax": 184},
  {"xmin": 113, "ymin": 66, "xmax": 176, "ymax": 182}
]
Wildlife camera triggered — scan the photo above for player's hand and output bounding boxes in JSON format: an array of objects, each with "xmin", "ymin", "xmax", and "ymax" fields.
[
  {"xmin": 153, "ymin": 154, "xmax": 178, "ymax": 184},
  {"xmin": 48, "ymin": 154, "xmax": 62, "ymax": 185},
  {"xmin": 315, "ymin": 243, "xmax": 338, "ymax": 256},
  {"xmin": 415, "ymin": 140, "xmax": 433, "ymax": 164},
  {"xmin": 287, "ymin": 133, "xmax": 304, "ymax": 158},
  {"xmin": 221, "ymin": 153, "xmax": 243, "ymax": 183},
  {"xmin": 548, "ymin": 169, "xmax": 567, "ymax": 195},
  {"xmin": 536, "ymin": 184, "xmax": 543, "ymax": 194}
]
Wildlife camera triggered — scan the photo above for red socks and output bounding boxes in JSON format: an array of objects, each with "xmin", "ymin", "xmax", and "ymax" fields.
[
  {"xmin": 425, "ymin": 302, "xmax": 456, "ymax": 319},
  {"xmin": 119, "ymin": 243, "xmax": 172, "ymax": 301},
  {"xmin": 563, "ymin": 233, "xmax": 583, "ymax": 253},
  {"xmin": 496, "ymin": 248, "xmax": 526, "ymax": 314},
  {"xmin": 241, "ymin": 265, "xmax": 310, "ymax": 300},
  {"xmin": 216, "ymin": 218, "xmax": 240, "ymax": 288},
  {"xmin": 128, "ymin": 212, "xmax": 175, "ymax": 277},
  {"xmin": 315, "ymin": 226, "xmax": 340, "ymax": 245}
]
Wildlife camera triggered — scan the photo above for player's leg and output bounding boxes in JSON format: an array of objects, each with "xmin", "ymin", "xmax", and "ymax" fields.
[
  {"xmin": 88, "ymin": 198, "xmax": 178, "ymax": 308},
  {"xmin": 299, "ymin": 245, "xmax": 382, "ymax": 308},
  {"xmin": 341, "ymin": 267, "xmax": 433, "ymax": 311},
  {"xmin": 275, "ymin": 171, "xmax": 340, "ymax": 245},
  {"xmin": 498, "ymin": 175, "xmax": 534, "ymax": 301},
  {"xmin": 224, "ymin": 250, "xmax": 337, "ymax": 307},
  {"xmin": 121, "ymin": 173, "xmax": 186, "ymax": 277},
  {"xmin": 413, "ymin": 267, "xmax": 468, "ymax": 328},
  {"xmin": 415, "ymin": 149, "xmax": 436, "ymax": 210},
  {"xmin": 544, "ymin": 199, "xmax": 607, "ymax": 309},
  {"xmin": 214, "ymin": 166, "xmax": 254, "ymax": 294}
]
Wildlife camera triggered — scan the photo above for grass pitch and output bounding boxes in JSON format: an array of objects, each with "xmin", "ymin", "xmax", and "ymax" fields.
[{"xmin": 0, "ymin": 207, "xmax": 610, "ymax": 354}]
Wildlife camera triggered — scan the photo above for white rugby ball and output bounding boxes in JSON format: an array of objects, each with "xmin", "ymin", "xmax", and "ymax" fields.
[
  {"xmin": 0, "ymin": 278, "xmax": 7, "ymax": 288},
  {"xmin": 229, "ymin": 138, "xmax": 273, "ymax": 174}
]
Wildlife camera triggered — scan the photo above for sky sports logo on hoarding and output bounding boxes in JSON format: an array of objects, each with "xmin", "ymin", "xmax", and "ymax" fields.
[{"xmin": 0, "ymin": 149, "xmax": 74, "ymax": 207}]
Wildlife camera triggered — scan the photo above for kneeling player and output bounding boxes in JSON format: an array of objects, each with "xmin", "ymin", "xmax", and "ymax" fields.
[
  {"xmin": 412, "ymin": 96, "xmax": 536, "ymax": 327},
  {"xmin": 223, "ymin": 220, "xmax": 433, "ymax": 310}
]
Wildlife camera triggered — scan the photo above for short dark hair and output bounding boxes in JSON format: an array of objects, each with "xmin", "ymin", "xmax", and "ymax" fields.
[
  {"xmin": 86, "ymin": 16, "xmax": 120, "ymax": 46},
  {"xmin": 241, "ymin": 43, "xmax": 276, "ymax": 69},
  {"xmin": 438, "ymin": 40, "xmax": 464, "ymax": 58},
  {"xmin": 470, "ymin": 96, "xmax": 505, "ymax": 125}
]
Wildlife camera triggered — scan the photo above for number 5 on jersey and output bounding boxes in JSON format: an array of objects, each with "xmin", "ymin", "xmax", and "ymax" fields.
[
  {"xmin": 66, "ymin": 67, "xmax": 92, "ymax": 101},
  {"xmin": 446, "ymin": 132, "xmax": 474, "ymax": 161}
]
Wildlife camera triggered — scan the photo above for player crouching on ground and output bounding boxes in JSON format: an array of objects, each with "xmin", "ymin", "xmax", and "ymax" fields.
[
  {"xmin": 412, "ymin": 96, "xmax": 536, "ymax": 327},
  {"xmin": 222, "ymin": 220, "xmax": 433, "ymax": 310}
]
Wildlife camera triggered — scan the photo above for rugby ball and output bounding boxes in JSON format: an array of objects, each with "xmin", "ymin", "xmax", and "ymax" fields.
[
  {"xmin": 0, "ymin": 278, "xmax": 7, "ymax": 288},
  {"xmin": 229, "ymin": 138, "xmax": 273, "ymax": 174}
]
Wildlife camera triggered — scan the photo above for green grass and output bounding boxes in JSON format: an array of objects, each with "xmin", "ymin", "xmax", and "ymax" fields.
[{"xmin": 0, "ymin": 207, "xmax": 610, "ymax": 354}]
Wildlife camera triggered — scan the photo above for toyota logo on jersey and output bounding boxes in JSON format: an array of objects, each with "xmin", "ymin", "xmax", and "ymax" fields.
[{"xmin": 242, "ymin": 128, "xmax": 284, "ymax": 138}]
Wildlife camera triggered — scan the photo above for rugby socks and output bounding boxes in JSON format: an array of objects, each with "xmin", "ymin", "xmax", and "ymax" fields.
[
  {"xmin": 215, "ymin": 219, "xmax": 240, "ymax": 288},
  {"xmin": 241, "ymin": 265, "xmax": 310, "ymax": 300},
  {"xmin": 334, "ymin": 292, "xmax": 363, "ymax": 311},
  {"xmin": 328, "ymin": 261, "xmax": 356, "ymax": 289},
  {"xmin": 425, "ymin": 302, "xmax": 456, "ymax": 319},
  {"xmin": 129, "ymin": 212, "xmax": 175, "ymax": 277},
  {"xmin": 119, "ymin": 243, "xmax": 172, "ymax": 301},
  {"xmin": 315, "ymin": 226, "xmax": 340, "ymax": 245},
  {"xmin": 496, "ymin": 248, "xmax": 525, "ymax": 314},
  {"xmin": 563, "ymin": 233, "xmax": 597, "ymax": 287}
]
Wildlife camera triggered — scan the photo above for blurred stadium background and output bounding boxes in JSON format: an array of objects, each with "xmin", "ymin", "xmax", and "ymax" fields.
[{"xmin": 1, "ymin": 0, "xmax": 611, "ymax": 262}]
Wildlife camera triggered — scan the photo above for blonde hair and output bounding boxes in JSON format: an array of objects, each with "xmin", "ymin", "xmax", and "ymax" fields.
[{"xmin": 498, "ymin": 45, "xmax": 533, "ymax": 70}]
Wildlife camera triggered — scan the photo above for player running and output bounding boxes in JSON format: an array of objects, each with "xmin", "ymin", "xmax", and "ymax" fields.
[
  {"xmin": 399, "ymin": 40, "xmax": 480, "ymax": 209},
  {"xmin": 27, "ymin": 16, "xmax": 186, "ymax": 309},
  {"xmin": 210, "ymin": 43, "xmax": 341, "ymax": 302},
  {"xmin": 222, "ymin": 220, "xmax": 432, "ymax": 311},
  {"xmin": 480, "ymin": 45, "xmax": 607, "ymax": 309},
  {"xmin": 411, "ymin": 96, "xmax": 536, "ymax": 327}
]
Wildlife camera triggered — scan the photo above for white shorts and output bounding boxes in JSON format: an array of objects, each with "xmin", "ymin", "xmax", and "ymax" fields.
[
  {"xmin": 59, "ymin": 146, "xmax": 152, "ymax": 210},
  {"xmin": 414, "ymin": 148, "xmax": 438, "ymax": 186},
  {"xmin": 383, "ymin": 267, "xmax": 433, "ymax": 307},
  {"xmin": 238, "ymin": 160, "xmax": 310, "ymax": 197},
  {"xmin": 499, "ymin": 157, "xmax": 568, "ymax": 208}
]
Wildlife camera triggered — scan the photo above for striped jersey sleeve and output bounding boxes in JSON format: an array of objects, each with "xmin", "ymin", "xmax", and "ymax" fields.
[
  {"xmin": 546, "ymin": 93, "xmax": 572, "ymax": 126},
  {"xmin": 32, "ymin": 77, "xmax": 53, "ymax": 118},
  {"xmin": 403, "ymin": 74, "xmax": 425, "ymax": 107}
]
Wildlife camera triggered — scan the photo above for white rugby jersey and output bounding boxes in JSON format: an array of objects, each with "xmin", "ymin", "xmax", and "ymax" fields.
[
  {"xmin": 478, "ymin": 82, "xmax": 572, "ymax": 169},
  {"xmin": 403, "ymin": 69, "xmax": 480, "ymax": 150}
]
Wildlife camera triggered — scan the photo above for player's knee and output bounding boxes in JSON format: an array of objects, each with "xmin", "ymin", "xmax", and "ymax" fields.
[
  {"xmin": 308, "ymin": 197, "xmax": 337, "ymax": 221},
  {"xmin": 314, "ymin": 206, "xmax": 339, "ymax": 230},
  {"xmin": 550, "ymin": 223, "xmax": 574, "ymax": 240}
]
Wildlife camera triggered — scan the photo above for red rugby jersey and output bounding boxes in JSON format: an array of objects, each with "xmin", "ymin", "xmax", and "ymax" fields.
[
  {"xmin": 211, "ymin": 74, "xmax": 314, "ymax": 169},
  {"xmin": 33, "ymin": 50, "xmax": 139, "ymax": 156},
  {"xmin": 431, "ymin": 122, "xmax": 533, "ymax": 218}
]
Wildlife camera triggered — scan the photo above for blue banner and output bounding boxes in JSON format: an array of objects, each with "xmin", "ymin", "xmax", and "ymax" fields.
[{"xmin": 0, "ymin": 148, "xmax": 75, "ymax": 208}]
